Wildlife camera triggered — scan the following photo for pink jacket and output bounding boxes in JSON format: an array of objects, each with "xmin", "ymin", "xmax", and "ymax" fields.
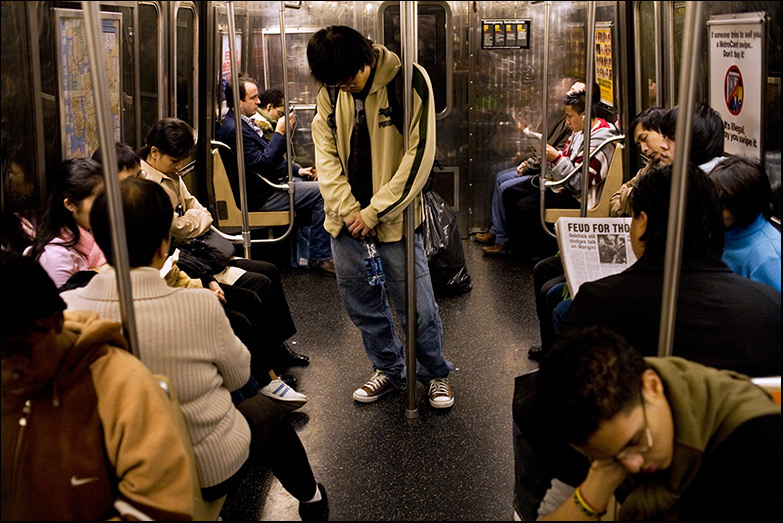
[{"xmin": 30, "ymin": 227, "xmax": 107, "ymax": 288}]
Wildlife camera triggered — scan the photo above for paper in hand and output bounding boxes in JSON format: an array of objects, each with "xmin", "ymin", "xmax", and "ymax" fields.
[{"xmin": 523, "ymin": 126, "xmax": 543, "ymax": 140}]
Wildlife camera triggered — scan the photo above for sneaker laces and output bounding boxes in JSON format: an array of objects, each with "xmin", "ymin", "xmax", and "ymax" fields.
[
  {"xmin": 364, "ymin": 371, "xmax": 388, "ymax": 392},
  {"xmin": 429, "ymin": 377, "xmax": 451, "ymax": 397}
]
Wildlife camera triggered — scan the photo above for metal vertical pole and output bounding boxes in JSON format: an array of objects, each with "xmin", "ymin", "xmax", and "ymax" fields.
[
  {"xmin": 225, "ymin": 1, "xmax": 251, "ymax": 257},
  {"xmin": 279, "ymin": 1, "xmax": 296, "ymax": 226},
  {"xmin": 83, "ymin": 2, "xmax": 140, "ymax": 355},
  {"xmin": 539, "ymin": 1, "xmax": 554, "ymax": 239},
  {"xmin": 580, "ymin": 1, "xmax": 597, "ymax": 216},
  {"xmin": 401, "ymin": 1, "xmax": 420, "ymax": 420},
  {"xmin": 657, "ymin": 1, "xmax": 704, "ymax": 358}
]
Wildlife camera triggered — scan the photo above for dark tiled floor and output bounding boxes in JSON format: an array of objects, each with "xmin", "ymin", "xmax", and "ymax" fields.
[{"xmin": 221, "ymin": 239, "xmax": 542, "ymax": 521}]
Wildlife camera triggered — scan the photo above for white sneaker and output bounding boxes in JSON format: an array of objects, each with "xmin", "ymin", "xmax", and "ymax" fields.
[
  {"xmin": 428, "ymin": 377, "xmax": 454, "ymax": 408},
  {"xmin": 352, "ymin": 370, "xmax": 397, "ymax": 403},
  {"xmin": 260, "ymin": 379, "xmax": 308, "ymax": 411}
]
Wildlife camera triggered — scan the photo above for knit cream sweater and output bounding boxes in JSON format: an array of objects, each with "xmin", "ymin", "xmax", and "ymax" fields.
[{"xmin": 61, "ymin": 266, "xmax": 251, "ymax": 488}]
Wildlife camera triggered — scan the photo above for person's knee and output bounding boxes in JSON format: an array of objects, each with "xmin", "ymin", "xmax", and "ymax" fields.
[{"xmin": 237, "ymin": 393, "xmax": 285, "ymax": 429}]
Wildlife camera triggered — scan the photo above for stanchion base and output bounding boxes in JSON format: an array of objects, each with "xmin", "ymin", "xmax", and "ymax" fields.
[{"xmin": 405, "ymin": 408, "xmax": 420, "ymax": 420}]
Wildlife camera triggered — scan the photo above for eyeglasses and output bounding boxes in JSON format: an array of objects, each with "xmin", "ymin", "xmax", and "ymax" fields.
[
  {"xmin": 613, "ymin": 399, "xmax": 653, "ymax": 465},
  {"xmin": 572, "ymin": 395, "xmax": 654, "ymax": 468},
  {"xmin": 325, "ymin": 74, "xmax": 358, "ymax": 90}
]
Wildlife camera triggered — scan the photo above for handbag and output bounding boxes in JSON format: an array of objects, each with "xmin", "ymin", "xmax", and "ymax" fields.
[{"xmin": 176, "ymin": 229, "xmax": 235, "ymax": 274}]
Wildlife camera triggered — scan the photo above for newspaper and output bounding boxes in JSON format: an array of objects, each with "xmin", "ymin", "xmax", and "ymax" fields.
[
  {"xmin": 555, "ymin": 217, "xmax": 637, "ymax": 297},
  {"xmin": 522, "ymin": 126, "xmax": 543, "ymax": 140},
  {"xmin": 160, "ymin": 248, "xmax": 179, "ymax": 278}
]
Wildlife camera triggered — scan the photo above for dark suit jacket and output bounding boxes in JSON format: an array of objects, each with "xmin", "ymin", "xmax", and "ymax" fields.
[
  {"xmin": 562, "ymin": 256, "xmax": 781, "ymax": 377},
  {"xmin": 215, "ymin": 110, "xmax": 300, "ymax": 209}
]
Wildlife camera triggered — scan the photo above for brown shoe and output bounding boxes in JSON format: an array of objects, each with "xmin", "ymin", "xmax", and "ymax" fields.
[
  {"xmin": 474, "ymin": 231, "xmax": 496, "ymax": 244},
  {"xmin": 482, "ymin": 243, "xmax": 507, "ymax": 256},
  {"xmin": 310, "ymin": 258, "xmax": 336, "ymax": 276}
]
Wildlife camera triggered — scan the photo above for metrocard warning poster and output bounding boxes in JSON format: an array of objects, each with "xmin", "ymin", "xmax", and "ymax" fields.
[{"xmin": 708, "ymin": 13, "xmax": 765, "ymax": 160}]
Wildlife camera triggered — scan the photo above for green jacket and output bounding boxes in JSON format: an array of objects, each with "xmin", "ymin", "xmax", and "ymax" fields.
[
  {"xmin": 618, "ymin": 357, "xmax": 780, "ymax": 520},
  {"xmin": 312, "ymin": 44, "xmax": 437, "ymax": 242}
]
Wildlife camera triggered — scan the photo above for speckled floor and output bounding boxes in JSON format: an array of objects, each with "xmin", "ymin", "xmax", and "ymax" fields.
[{"xmin": 219, "ymin": 239, "xmax": 541, "ymax": 521}]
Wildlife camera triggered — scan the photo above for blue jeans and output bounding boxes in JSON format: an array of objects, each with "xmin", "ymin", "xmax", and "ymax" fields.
[
  {"xmin": 260, "ymin": 178, "xmax": 332, "ymax": 264},
  {"xmin": 490, "ymin": 168, "xmax": 531, "ymax": 245},
  {"xmin": 331, "ymin": 231, "xmax": 453, "ymax": 388},
  {"xmin": 552, "ymin": 298, "xmax": 572, "ymax": 334}
]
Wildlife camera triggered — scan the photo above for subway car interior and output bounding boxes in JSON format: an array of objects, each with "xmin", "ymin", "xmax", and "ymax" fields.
[{"xmin": 1, "ymin": 1, "xmax": 780, "ymax": 521}]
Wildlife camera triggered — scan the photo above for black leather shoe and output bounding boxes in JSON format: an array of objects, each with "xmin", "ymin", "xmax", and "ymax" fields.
[
  {"xmin": 527, "ymin": 346, "xmax": 544, "ymax": 362},
  {"xmin": 282, "ymin": 341, "xmax": 310, "ymax": 367},
  {"xmin": 299, "ymin": 483, "xmax": 329, "ymax": 521},
  {"xmin": 310, "ymin": 258, "xmax": 336, "ymax": 276}
]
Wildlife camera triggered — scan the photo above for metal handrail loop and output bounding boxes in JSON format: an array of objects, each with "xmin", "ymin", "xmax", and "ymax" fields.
[{"xmin": 544, "ymin": 134, "xmax": 626, "ymax": 188}]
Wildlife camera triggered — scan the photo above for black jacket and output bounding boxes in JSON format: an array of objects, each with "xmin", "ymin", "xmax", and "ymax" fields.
[{"xmin": 562, "ymin": 256, "xmax": 781, "ymax": 377}]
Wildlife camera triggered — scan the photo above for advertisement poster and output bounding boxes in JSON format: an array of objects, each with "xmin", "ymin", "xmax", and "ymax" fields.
[
  {"xmin": 594, "ymin": 24, "xmax": 613, "ymax": 109},
  {"xmin": 708, "ymin": 13, "xmax": 765, "ymax": 159}
]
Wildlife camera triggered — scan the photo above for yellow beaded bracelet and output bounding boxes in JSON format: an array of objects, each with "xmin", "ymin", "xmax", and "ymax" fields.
[{"xmin": 574, "ymin": 485, "xmax": 607, "ymax": 518}]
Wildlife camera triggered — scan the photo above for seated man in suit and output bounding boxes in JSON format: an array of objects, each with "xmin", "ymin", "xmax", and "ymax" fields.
[{"xmin": 216, "ymin": 74, "xmax": 334, "ymax": 275}]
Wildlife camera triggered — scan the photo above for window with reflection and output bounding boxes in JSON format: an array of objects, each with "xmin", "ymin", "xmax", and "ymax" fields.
[
  {"xmin": 138, "ymin": 3, "xmax": 159, "ymax": 136},
  {"xmin": 1, "ymin": 2, "xmax": 40, "ymax": 251},
  {"xmin": 637, "ymin": 1, "xmax": 657, "ymax": 110},
  {"xmin": 176, "ymin": 6, "xmax": 195, "ymax": 128},
  {"xmin": 381, "ymin": 2, "xmax": 451, "ymax": 116}
]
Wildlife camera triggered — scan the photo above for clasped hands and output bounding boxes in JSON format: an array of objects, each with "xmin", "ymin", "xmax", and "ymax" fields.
[{"xmin": 346, "ymin": 212, "xmax": 376, "ymax": 240}]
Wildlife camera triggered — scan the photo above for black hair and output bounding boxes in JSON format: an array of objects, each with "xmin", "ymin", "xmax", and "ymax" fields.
[
  {"xmin": 562, "ymin": 82, "xmax": 601, "ymax": 114},
  {"xmin": 138, "ymin": 118, "xmax": 195, "ymax": 162},
  {"xmin": 92, "ymin": 142, "xmax": 141, "ymax": 172},
  {"xmin": 90, "ymin": 177, "xmax": 173, "ymax": 268},
  {"xmin": 537, "ymin": 326, "xmax": 649, "ymax": 446},
  {"xmin": 307, "ymin": 25, "xmax": 376, "ymax": 86},
  {"xmin": 659, "ymin": 103, "xmax": 724, "ymax": 165},
  {"xmin": 259, "ymin": 88, "xmax": 284, "ymax": 109},
  {"xmin": 29, "ymin": 158, "xmax": 104, "ymax": 261},
  {"xmin": 631, "ymin": 107, "xmax": 666, "ymax": 133},
  {"xmin": 630, "ymin": 162, "xmax": 725, "ymax": 263},
  {"xmin": 710, "ymin": 155, "xmax": 773, "ymax": 228},
  {"xmin": 1, "ymin": 249, "xmax": 66, "ymax": 351},
  {"xmin": 224, "ymin": 74, "xmax": 257, "ymax": 111}
]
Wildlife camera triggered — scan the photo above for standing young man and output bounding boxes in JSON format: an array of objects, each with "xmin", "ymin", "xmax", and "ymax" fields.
[{"xmin": 307, "ymin": 25, "xmax": 454, "ymax": 408}]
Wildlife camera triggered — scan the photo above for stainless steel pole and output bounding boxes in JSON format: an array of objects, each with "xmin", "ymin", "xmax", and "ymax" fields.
[
  {"xmin": 401, "ymin": 1, "xmax": 420, "ymax": 420},
  {"xmin": 278, "ymin": 1, "xmax": 296, "ymax": 238},
  {"xmin": 580, "ymin": 1, "xmax": 597, "ymax": 216},
  {"xmin": 539, "ymin": 1, "xmax": 555, "ymax": 239},
  {"xmin": 83, "ymin": 2, "xmax": 140, "ymax": 355},
  {"xmin": 226, "ymin": 1, "xmax": 251, "ymax": 257},
  {"xmin": 657, "ymin": 1, "xmax": 704, "ymax": 358}
]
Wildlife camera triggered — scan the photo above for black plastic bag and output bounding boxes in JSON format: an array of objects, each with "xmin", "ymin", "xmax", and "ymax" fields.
[{"xmin": 421, "ymin": 190, "xmax": 472, "ymax": 296}]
